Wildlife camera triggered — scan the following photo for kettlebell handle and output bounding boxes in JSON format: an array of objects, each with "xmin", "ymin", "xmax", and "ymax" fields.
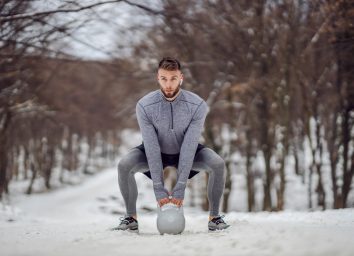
[{"xmin": 157, "ymin": 203, "xmax": 183, "ymax": 212}]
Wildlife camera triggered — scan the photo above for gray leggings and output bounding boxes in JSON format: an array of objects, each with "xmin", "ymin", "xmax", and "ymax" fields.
[{"xmin": 117, "ymin": 146, "xmax": 226, "ymax": 216}]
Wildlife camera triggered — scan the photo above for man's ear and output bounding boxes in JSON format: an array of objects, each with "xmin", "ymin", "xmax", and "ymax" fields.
[{"xmin": 179, "ymin": 73, "xmax": 184, "ymax": 85}]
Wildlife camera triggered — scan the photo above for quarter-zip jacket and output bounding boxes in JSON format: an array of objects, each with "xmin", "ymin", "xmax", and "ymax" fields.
[{"xmin": 136, "ymin": 88, "xmax": 208, "ymax": 200}]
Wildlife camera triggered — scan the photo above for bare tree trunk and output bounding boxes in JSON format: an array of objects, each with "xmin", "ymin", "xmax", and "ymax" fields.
[
  {"xmin": 26, "ymin": 147, "xmax": 38, "ymax": 195},
  {"xmin": 24, "ymin": 146, "xmax": 30, "ymax": 180},
  {"xmin": 0, "ymin": 110, "xmax": 12, "ymax": 199},
  {"xmin": 277, "ymin": 155, "xmax": 286, "ymax": 211},
  {"xmin": 246, "ymin": 127, "xmax": 255, "ymax": 212},
  {"xmin": 315, "ymin": 114, "xmax": 326, "ymax": 210},
  {"xmin": 260, "ymin": 97, "xmax": 273, "ymax": 211},
  {"xmin": 263, "ymin": 147, "xmax": 272, "ymax": 211},
  {"xmin": 328, "ymin": 112, "xmax": 341, "ymax": 208},
  {"xmin": 83, "ymin": 140, "xmax": 92, "ymax": 175},
  {"xmin": 308, "ymin": 162, "xmax": 313, "ymax": 209},
  {"xmin": 341, "ymin": 109, "xmax": 353, "ymax": 207},
  {"xmin": 307, "ymin": 118, "xmax": 314, "ymax": 209},
  {"xmin": 43, "ymin": 146, "xmax": 55, "ymax": 190}
]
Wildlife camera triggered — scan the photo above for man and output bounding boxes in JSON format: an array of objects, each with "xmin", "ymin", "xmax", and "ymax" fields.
[{"xmin": 115, "ymin": 57, "xmax": 229, "ymax": 232}]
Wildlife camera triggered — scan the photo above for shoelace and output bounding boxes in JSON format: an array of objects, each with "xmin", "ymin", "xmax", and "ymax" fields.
[
  {"xmin": 211, "ymin": 215, "xmax": 226, "ymax": 225},
  {"xmin": 119, "ymin": 216, "xmax": 136, "ymax": 225}
]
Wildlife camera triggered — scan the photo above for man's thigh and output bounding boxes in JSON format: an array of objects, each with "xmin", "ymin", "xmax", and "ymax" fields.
[
  {"xmin": 191, "ymin": 146, "xmax": 221, "ymax": 174},
  {"xmin": 121, "ymin": 147, "xmax": 149, "ymax": 174}
]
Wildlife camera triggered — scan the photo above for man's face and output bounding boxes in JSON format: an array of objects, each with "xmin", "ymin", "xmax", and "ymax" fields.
[{"xmin": 157, "ymin": 68, "xmax": 183, "ymax": 99}]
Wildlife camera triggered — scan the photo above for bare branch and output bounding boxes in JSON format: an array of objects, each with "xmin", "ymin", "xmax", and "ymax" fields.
[
  {"xmin": 122, "ymin": 0, "xmax": 162, "ymax": 15},
  {"xmin": 0, "ymin": 0, "xmax": 162, "ymax": 22},
  {"xmin": 0, "ymin": 0, "xmax": 124, "ymax": 22}
]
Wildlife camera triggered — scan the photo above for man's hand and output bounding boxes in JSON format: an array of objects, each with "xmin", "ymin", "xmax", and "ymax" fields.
[
  {"xmin": 158, "ymin": 197, "xmax": 170, "ymax": 207},
  {"xmin": 170, "ymin": 198, "xmax": 183, "ymax": 207},
  {"xmin": 158, "ymin": 196, "xmax": 183, "ymax": 207}
]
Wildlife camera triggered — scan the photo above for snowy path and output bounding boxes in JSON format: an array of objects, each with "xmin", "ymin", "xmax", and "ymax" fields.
[{"xmin": 1, "ymin": 168, "xmax": 354, "ymax": 256}]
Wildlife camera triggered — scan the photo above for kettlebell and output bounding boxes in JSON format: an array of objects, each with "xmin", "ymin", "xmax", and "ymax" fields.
[{"xmin": 156, "ymin": 203, "xmax": 185, "ymax": 235}]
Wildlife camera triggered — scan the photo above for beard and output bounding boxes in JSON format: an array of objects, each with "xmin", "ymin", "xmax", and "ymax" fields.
[{"xmin": 160, "ymin": 85, "xmax": 181, "ymax": 99}]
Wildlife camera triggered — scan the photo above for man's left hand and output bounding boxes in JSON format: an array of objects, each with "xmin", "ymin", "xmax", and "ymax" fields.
[{"xmin": 170, "ymin": 198, "xmax": 183, "ymax": 207}]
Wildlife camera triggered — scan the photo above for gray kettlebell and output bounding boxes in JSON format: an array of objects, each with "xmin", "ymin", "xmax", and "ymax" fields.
[{"xmin": 156, "ymin": 203, "xmax": 185, "ymax": 235}]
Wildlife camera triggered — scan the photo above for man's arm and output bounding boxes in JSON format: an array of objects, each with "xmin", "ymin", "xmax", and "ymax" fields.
[
  {"xmin": 136, "ymin": 102, "xmax": 169, "ymax": 200},
  {"xmin": 172, "ymin": 100, "xmax": 208, "ymax": 199}
]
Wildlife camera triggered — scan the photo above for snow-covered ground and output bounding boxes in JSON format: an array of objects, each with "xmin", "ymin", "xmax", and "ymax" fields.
[{"xmin": 1, "ymin": 167, "xmax": 354, "ymax": 256}]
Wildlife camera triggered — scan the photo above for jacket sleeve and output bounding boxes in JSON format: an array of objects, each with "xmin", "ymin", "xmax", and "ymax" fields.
[
  {"xmin": 136, "ymin": 102, "xmax": 169, "ymax": 200},
  {"xmin": 172, "ymin": 100, "xmax": 208, "ymax": 199}
]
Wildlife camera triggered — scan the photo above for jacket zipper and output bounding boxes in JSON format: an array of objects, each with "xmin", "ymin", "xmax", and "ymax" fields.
[{"xmin": 170, "ymin": 102, "xmax": 174, "ymax": 129}]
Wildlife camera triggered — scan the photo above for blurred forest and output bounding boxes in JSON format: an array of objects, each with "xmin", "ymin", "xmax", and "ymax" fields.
[{"xmin": 1, "ymin": 0, "xmax": 353, "ymax": 212}]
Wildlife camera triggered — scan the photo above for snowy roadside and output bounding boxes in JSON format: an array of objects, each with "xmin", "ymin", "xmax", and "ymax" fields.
[{"xmin": 1, "ymin": 168, "xmax": 354, "ymax": 256}]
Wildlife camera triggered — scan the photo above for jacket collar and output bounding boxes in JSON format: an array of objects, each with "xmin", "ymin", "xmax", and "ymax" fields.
[{"xmin": 158, "ymin": 88, "xmax": 184, "ymax": 103}]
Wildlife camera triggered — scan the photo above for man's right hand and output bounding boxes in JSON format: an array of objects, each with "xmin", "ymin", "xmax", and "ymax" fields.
[{"xmin": 158, "ymin": 197, "xmax": 170, "ymax": 207}]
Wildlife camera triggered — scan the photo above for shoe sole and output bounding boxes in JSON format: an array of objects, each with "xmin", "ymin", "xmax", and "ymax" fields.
[
  {"xmin": 112, "ymin": 228, "xmax": 139, "ymax": 233},
  {"xmin": 208, "ymin": 225, "xmax": 230, "ymax": 231},
  {"xmin": 111, "ymin": 226, "xmax": 139, "ymax": 231},
  {"xmin": 127, "ymin": 228, "xmax": 139, "ymax": 234}
]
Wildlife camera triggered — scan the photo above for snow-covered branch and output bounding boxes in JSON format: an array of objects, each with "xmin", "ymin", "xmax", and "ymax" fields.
[{"xmin": 10, "ymin": 99, "xmax": 55, "ymax": 117}]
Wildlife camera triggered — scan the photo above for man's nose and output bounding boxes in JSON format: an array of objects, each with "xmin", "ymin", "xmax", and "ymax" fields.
[{"xmin": 166, "ymin": 81, "xmax": 174, "ymax": 87}]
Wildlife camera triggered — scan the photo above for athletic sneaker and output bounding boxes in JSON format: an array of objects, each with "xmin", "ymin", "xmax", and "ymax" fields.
[
  {"xmin": 208, "ymin": 215, "xmax": 230, "ymax": 231},
  {"xmin": 111, "ymin": 216, "xmax": 139, "ymax": 232}
]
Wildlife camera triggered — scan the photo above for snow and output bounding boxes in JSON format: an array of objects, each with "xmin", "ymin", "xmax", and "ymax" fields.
[{"xmin": 1, "ymin": 167, "xmax": 354, "ymax": 256}]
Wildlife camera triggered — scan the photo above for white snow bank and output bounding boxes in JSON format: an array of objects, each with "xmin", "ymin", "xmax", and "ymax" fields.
[{"xmin": 1, "ymin": 168, "xmax": 354, "ymax": 256}]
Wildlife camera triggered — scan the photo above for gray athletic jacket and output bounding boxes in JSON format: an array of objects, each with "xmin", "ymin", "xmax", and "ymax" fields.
[{"xmin": 136, "ymin": 88, "xmax": 208, "ymax": 200}]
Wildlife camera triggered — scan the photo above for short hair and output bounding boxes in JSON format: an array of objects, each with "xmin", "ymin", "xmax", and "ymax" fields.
[{"xmin": 158, "ymin": 57, "xmax": 181, "ymax": 71}]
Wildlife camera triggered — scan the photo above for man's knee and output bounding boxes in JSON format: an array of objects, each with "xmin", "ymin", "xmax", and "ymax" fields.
[
  {"xmin": 118, "ymin": 148, "xmax": 146, "ymax": 174},
  {"xmin": 118, "ymin": 154, "xmax": 132, "ymax": 173},
  {"xmin": 212, "ymin": 156, "xmax": 225, "ymax": 173},
  {"xmin": 203, "ymin": 148, "xmax": 225, "ymax": 170}
]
